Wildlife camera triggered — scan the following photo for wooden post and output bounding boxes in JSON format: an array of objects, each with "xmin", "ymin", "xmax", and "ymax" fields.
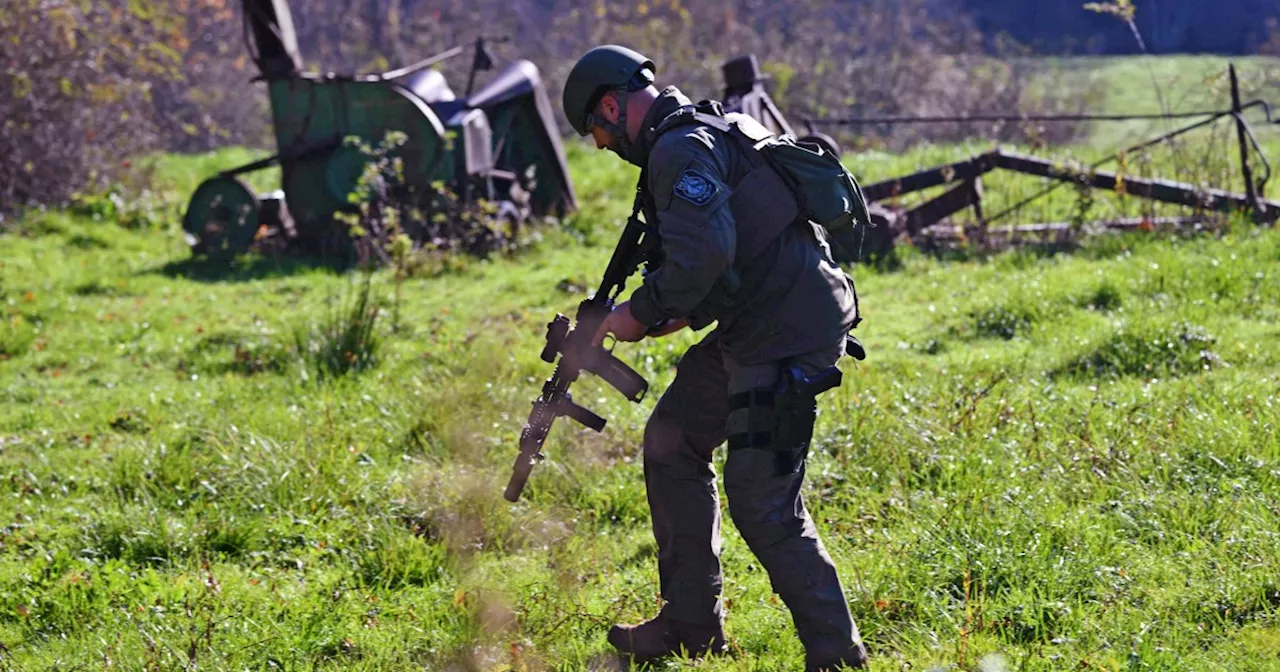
[{"xmin": 1230, "ymin": 63, "xmax": 1261, "ymax": 221}]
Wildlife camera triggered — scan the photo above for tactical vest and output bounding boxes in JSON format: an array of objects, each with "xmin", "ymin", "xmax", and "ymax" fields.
[{"xmin": 647, "ymin": 100, "xmax": 871, "ymax": 267}]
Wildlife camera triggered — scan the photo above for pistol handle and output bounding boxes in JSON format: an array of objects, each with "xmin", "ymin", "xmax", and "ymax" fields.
[{"xmin": 588, "ymin": 348, "xmax": 649, "ymax": 402}]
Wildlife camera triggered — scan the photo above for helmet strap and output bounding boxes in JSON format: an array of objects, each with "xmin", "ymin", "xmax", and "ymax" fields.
[{"xmin": 598, "ymin": 88, "xmax": 633, "ymax": 162}]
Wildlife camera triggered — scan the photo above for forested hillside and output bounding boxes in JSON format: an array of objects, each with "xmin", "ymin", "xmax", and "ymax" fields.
[
  {"xmin": 959, "ymin": 0, "xmax": 1280, "ymax": 55},
  {"xmin": 4, "ymin": 0, "xmax": 1278, "ymax": 218}
]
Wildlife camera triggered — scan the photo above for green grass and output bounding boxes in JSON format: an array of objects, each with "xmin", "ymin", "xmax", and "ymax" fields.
[
  {"xmin": 1056, "ymin": 56, "xmax": 1280, "ymax": 149},
  {"xmin": 844, "ymin": 55, "xmax": 1280, "ymax": 225},
  {"xmin": 2, "ymin": 60, "xmax": 1280, "ymax": 671}
]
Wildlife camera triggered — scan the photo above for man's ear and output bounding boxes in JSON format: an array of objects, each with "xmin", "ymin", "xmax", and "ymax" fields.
[{"xmin": 598, "ymin": 91, "xmax": 621, "ymax": 124}]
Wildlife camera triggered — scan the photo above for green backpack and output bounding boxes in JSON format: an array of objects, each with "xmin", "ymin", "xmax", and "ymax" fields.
[
  {"xmin": 655, "ymin": 100, "xmax": 871, "ymax": 235},
  {"xmin": 756, "ymin": 134, "xmax": 871, "ymax": 233}
]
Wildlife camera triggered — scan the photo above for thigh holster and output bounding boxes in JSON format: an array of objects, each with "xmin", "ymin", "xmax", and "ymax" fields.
[{"xmin": 727, "ymin": 365, "xmax": 843, "ymax": 475}]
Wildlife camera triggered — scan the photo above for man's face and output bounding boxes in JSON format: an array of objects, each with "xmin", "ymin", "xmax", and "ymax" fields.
[
  {"xmin": 587, "ymin": 91, "xmax": 624, "ymax": 155},
  {"xmin": 589, "ymin": 124, "xmax": 617, "ymax": 151}
]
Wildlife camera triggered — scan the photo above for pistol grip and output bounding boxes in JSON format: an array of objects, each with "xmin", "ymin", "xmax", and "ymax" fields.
[{"xmin": 590, "ymin": 349, "xmax": 649, "ymax": 402}]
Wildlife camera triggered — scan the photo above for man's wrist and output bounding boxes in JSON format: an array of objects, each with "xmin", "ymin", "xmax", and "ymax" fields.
[{"xmin": 628, "ymin": 287, "xmax": 668, "ymax": 328}]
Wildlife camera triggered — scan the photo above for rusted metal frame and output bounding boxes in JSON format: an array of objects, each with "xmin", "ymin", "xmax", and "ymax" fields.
[
  {"xmin": 1230, "ymin": 64, "xmax": 1261, "ymax": 220},
  {"xmin": 984, "ymin": 216, "xmax": 1210, "ymax": 236},
  {"xmin": 993, "ymin": 151, "xmax": 1280, "ymax": 216},
  {"xmin": 218, "ymin": 136, "xmax": 342, "ymax": 178},
  {"xmin": 805, "ymin": 110, "xmax": 1228, "ymax": 126},
  {"xmin": 901, "ymin": 177, "xmax": 983, "ymax": 235},
  {"xmin": 981, "ymin": 109, "xmax": 1235, "ymax": 225},
  {"xmin": 862, "ymin": 151, "xmax": 1000, "ymax": 202},
  {"xmin": 919, "ymin": 216, "xmax": 1213, "ymax": 251}
]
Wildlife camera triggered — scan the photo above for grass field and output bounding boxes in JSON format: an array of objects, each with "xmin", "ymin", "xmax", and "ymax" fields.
[{"xmin": 3, "ymin": 57, "xmax": 1280, "ymax": 671}]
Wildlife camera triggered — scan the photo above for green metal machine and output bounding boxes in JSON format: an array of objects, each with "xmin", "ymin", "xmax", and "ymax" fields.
[{"xmin": 183, "ymin": 0, "xmax": 576, "ymax": 257}]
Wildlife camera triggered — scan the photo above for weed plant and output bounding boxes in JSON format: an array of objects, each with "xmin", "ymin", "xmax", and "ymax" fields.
[{"xmin": 293, "ymin": 269, "xmax": 384, "ymax": 382}]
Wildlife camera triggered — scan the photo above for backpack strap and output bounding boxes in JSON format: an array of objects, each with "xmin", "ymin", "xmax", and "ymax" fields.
[
  {"xmin": 647, "ymin": 101, "xmax": 805, "ymax": 267},
  {"xmin": 652, "ymin": 100, "xmax": 733, "ymax": 136}
]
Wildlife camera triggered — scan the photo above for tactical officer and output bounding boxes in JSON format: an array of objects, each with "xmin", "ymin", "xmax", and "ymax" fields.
[{"xmin": 562, "ymin": 45, "xmax": 869, "ymax": 671}]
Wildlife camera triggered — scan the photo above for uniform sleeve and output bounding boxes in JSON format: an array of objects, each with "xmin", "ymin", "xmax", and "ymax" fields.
[{"xmin": 628, "ymin": 137, "xmax": 736, "ymax": 328}]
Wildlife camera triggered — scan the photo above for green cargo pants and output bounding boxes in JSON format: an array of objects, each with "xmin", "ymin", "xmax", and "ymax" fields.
[{"xmin": 642, "ymin": 332, "xmax": 867, "ymax": 668}]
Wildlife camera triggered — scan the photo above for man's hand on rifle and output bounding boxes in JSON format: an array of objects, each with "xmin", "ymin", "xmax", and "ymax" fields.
[
  {"xmin": 592, "ymin": 301, "xmax": 691, "ymax": 346},
  {"xmin": 592, "ymin": 301, "xmax": 649, "ymax": 345}
]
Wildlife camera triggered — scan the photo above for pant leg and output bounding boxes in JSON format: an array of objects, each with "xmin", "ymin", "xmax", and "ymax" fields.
[
  {"xmin": 642, "ymin": 334, "xmax": 731, "ymax": 626},
  {"xmin": 722, "ymin": 341, "xmax": 867, "ymax": 667}
]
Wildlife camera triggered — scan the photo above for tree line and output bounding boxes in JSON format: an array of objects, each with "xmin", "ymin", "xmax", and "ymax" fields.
[{"xmin": 3, "ymin": 0, "xmax": 1276, "ymax": 215}]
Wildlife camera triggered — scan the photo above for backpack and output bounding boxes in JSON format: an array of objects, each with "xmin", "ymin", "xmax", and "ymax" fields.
[
  {"xmin": 653, "ymin": 100, "xmax": 871, "ymax": 235},
  {"xmin": 649, "ymin": 100, "xmax": 868, "ymax": 343}
]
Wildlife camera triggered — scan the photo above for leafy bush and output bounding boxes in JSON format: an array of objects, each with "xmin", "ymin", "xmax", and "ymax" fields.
[
  {"xmin": 0, "ymin": 1, "xmax": 179, "ymax": 213},
  {"xmin": 68, "ymin": 185, "xmax": 179, "ymax": 231},
  {"xmin": 1061, "ymin": 321, "xmax": 1223, "ymax": 379},
  {"xmin": 1, "ymin": 0, "xmax": 268, "ymax": 217}
]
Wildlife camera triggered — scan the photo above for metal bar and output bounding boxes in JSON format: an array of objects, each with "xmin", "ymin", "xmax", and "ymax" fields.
[
  {"xmin": 902, "ymin": 178, "xmax": 983, "ymax": 234},
  {"xmin": 862, "ymin": 151, "xmax": 1000, "ymax": 202},
  {"xmin": 982, "ymin": 109, "xmax": 1237, "ymax": 224},
  {"xmin": 465, "ymin": 38, "xmax": 484, "ymax": 97},
  {"xmin": 919, "ymin": 216, "xmax": 1213, "ymax": 251},
  {"xmin": 1238, "ymin": 113, "xmax": 1273, "ymax": 197},
  {"xmin": 994, "ymin": 151, "xmax": 1280, "ymax": 214},
  {"xmin": 370, "ymin": 45, "xmax": 467, "ymax": 82},
  {"xmin": 804, "ymin": 110, "xmax": 1227, "ymax": 126},
  {"xmin": 983, "ymin": 216, "xmax": 1209, "ymax": 236},
  {"xmin": 1230, "ymin": 64, "xmax": 1261, "ymax": 220},
  {"xmin": 218, "ymin": 137, "xmax": 342, "ymax": 178}
]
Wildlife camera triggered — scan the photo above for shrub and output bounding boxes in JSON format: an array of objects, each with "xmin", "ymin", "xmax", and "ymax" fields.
[
  {"xmin": 1061, "ymin": 321, "xmax": 1223, "ymax": 379},
  {"xmin": 294, "ymin": 271, "xmax": 384, "ymax": 381},
  {"xmin": 0, "ymin": 1, "xmax": 180, "ymax": 213},
  {"xmin": 1078, "ymin": 280, "xmax": 1125, "ymax": 312}
]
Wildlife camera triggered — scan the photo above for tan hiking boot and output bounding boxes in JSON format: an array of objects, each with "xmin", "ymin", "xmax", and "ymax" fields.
[{"xmin": 606, "ymin": 613, "xmax": 727, "ymax": 663}]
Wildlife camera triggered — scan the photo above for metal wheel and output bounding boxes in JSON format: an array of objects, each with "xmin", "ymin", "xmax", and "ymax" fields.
[{"xmin": 183, "ymin": 176, "xmax": 261, "ymax": 257}]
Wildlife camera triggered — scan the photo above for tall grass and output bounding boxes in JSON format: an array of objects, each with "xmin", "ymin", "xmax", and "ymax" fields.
[
  {"xmin": 1, "ymin": 57, "xmax": 1279, "ymax": 671},
  {"xmin": 294, "ymin": 269, "xmax": 384, "ymax": 381}
]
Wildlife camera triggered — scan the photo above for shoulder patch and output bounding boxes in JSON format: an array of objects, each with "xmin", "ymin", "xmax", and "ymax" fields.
[{"xmin": 673, "ymin": 169, "xmax": 718, "ymax": 207}]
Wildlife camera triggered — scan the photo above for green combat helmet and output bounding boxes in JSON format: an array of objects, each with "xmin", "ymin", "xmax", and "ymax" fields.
[{"xmin": 562, "ymin": 45, "xmax": 656, "ymax": 137}]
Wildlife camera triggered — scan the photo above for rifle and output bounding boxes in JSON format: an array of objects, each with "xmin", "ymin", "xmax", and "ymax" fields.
[{"xmin": 503, "ymin": 189, "xmax": 663, "ymax": 502}]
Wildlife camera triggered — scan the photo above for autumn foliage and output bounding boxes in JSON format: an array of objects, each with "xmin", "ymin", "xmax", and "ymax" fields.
[
  {"xmin": 0, "ymin": 0, "xmax": 1120, "ymax": 215},
  {"xmin": 0, "ymin": 0, "xmax": 263, "ymax": 216}
]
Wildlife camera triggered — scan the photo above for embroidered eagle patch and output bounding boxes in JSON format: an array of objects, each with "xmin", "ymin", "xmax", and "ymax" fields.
[{"xmin": 673, "ymin": 169, "xmax": 718, "ymax": 206}]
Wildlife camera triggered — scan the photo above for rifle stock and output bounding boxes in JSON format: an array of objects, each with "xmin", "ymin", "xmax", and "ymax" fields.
[{"xmin": 504, "ymin": 191, "xmax": 661, "ymax": 502}]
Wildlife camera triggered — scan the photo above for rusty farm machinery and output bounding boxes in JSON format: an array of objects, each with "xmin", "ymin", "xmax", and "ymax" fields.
[
  {"xmin": 182, "ymin": 0, "xmax": 576, "ymax": 259},
  {"xmin": 719, "ymin": 55, "xmax": 1279, "ymax": 261}
]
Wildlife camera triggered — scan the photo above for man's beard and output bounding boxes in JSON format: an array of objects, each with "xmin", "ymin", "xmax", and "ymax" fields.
[
  {"xmin": 607, "ymin": 131, "xmax": 648, "ymax": 168},
  {"xmin": 607, "ymin": 136, "xmax": 629, "ymax": 162}
]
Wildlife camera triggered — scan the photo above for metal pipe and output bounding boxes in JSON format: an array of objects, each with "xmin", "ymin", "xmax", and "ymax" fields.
[
  {"xmin": 1230, "ymin": 64, "xmax": 1261, "ymax": 220},
  {"xmin": 803, "ymin": 110, "xmax": 1229, "ymax": 126},
  {"xmin": 372, "ymin": 45, "xmax": 467, "ymax": 82}
]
